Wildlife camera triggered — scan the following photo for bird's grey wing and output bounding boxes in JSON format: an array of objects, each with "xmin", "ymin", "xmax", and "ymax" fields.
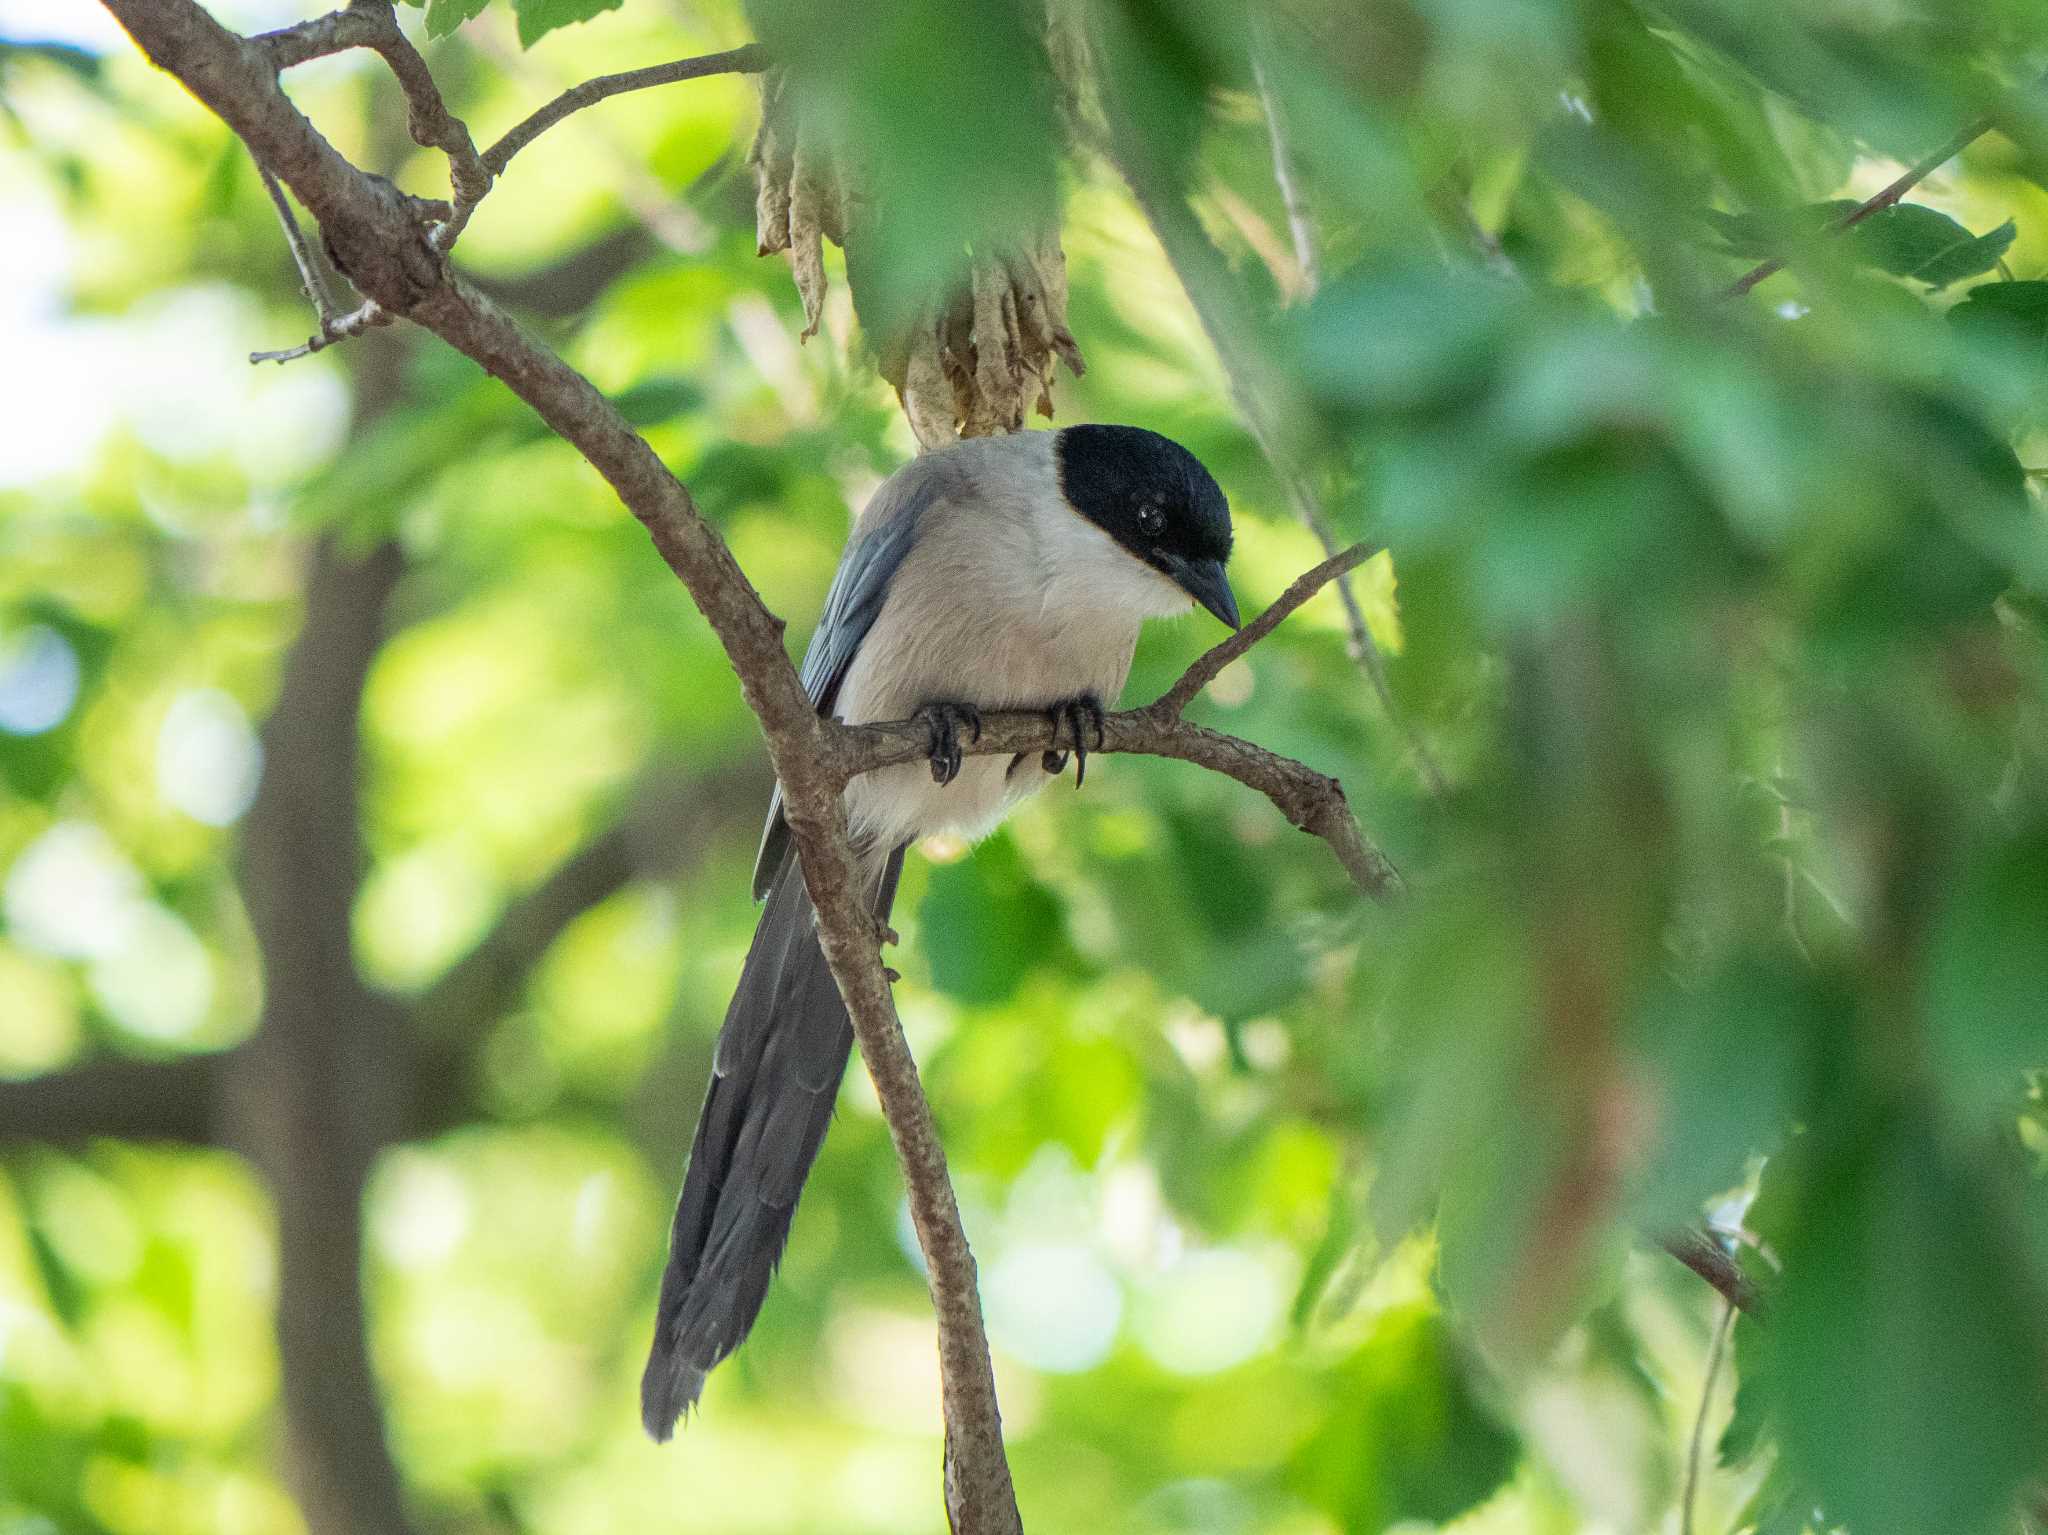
[{"xmin": 751, "ymin": 466, "xmax": 943, "ymax": 897}]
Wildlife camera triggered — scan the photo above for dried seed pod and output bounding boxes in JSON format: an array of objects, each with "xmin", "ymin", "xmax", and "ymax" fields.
[{"xmin": 747, "ymin": 66, "xmax": 1084, "ymax": 448}]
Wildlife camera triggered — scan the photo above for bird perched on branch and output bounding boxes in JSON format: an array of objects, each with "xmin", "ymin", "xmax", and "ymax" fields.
[{"xmin": 641, "ymin": 424, "xmax": 1239, "ymax": 1438}]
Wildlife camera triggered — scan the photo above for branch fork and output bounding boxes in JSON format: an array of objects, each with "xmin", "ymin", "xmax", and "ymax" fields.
[{"xmin": 239, "ymin": 1, "xmax": 764, "ymax": 359}]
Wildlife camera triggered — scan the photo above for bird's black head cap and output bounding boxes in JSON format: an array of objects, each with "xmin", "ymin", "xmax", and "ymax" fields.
[{"xmin": 1054, "ymin": 424, "xmax": 1239, "ymax": 626}]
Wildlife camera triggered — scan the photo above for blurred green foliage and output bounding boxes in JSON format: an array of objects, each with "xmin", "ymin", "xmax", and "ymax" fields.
[{"xmin": 3, "ymin": 0, "xmax": 2048, "ymax": 1533}]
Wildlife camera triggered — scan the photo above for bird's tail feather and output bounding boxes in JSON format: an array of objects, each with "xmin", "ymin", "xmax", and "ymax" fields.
[{"xmin": 640, "ymin": 844, "xmax": 904, "ymax": 1441}]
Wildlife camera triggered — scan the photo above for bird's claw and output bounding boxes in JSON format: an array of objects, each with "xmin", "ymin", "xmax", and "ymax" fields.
[
  {"xmin": 1043, "ymin": 695, "xmax": 1106, "ymax": 788},
  {"xmin": 915, "ymin": 701, "xmax": 983, "ymax": 785}
]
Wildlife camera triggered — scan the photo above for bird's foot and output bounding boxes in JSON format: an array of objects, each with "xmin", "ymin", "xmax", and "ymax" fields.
[
  {"xmin": 914, "ymin": 700, "xmax": 983, "ymax": 785},
  {"xmin": 1043, "ymin": 695, "xmax": 1107, "ymax": 788}
]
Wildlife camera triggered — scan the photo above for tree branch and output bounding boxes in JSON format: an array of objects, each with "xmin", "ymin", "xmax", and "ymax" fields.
[
  {"xmin": 1158, "ymin": 543, "xmax": 1369, "ymax": 715},
  {"xmin": 480, "ymin": 44, "xmax": 769, "ymax": 178},
  {"xmin": 226, "ymin": 535, "xmax": 419, "ymax": 1535},
  {"xmin": 257, "ymin": 156, "xmax": 341, "ymax": 316},
  {"xmin": 825, "ymin": 544, "xmax": 1402, "ymax": 901},
  {"xmin": 356, "ymin": 5, "xmax": 490, "ymax": 247},
  {"xmin": 1658, "ymin": 1228, "xmax": 1768, "ymax": 1318},
  {"xmin": 97, "ymin": 5, "xmax": 1019, "ymax": 1522},
  {"xmin": 0, "ymin": 1052, "xmax": 223, "ymax": 1144},
  {"xmin": 253, "ymin": 4, "xmax": 385, "ymax": 69}
]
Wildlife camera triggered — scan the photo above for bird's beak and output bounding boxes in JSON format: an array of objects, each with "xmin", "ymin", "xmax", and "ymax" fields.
[{"xmin": 1170, "ymin": 555, "xmax": 1241, "ymax": 629}]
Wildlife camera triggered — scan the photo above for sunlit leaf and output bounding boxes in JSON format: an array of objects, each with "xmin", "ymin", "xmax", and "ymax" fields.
[
  {"xmin": 511, "ymin": 0, "xmax": 622, "ymax": 47},
  {"xmin": 1293, "ymin": 1303, "xmax": 1520, "ymax": 1531},
  {"xmin": 424, "ymin": 0, "xmax": 491, "ymax": 38}
]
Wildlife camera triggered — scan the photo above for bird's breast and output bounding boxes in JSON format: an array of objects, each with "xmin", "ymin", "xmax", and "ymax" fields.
[{"xmin": 832, "ymin": 529, "xmax": 1144, "ymax": 851}]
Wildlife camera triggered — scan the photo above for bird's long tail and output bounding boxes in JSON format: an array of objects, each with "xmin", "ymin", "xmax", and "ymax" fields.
[{"xmin": 640, "ymin": 843, "xmax": 904, "ymax": 1440}]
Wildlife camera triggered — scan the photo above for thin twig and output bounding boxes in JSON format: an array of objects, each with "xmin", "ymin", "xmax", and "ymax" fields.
[
  {"xmin": 256, "ymin": 157, "xmax": 341, "ymax": 320},
  {"xmin": 1682, "ymin": 1300, "xmax": 1737, "ymax": 1535},
  {"xmin": 1160, "ymin": 543, "xmax": 1369, "ymax": 713},
  {"xmin": 1249, "ymin": 12, "xmax": 1317, "ymax": 295},
  {"xmin": 251, "ymin": 297, "xmax": 384, "ymax": 364},
  {"xmin": 1659, "ymin": 1229, "xmax": 1768, "ymax": 1318},
  {"xmin": 1242, "ymin": 25, "xmax": 1448, "ymax": 799},
  {"xmin": 1723, "ymin": 110, "xmax": 1997, "ymax": 298},
  {"xmin": 482, "ymin": 44, "xmax": 770, "ymax": 177},
  {"xmin": 466, "ymin": 28, "xmax": 723, "ymax": 254}
]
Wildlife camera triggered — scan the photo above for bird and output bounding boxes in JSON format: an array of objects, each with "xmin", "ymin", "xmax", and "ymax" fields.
[{"xmin": 640, "ymin": 423, "xmax": 1240, "ymax": 1439}]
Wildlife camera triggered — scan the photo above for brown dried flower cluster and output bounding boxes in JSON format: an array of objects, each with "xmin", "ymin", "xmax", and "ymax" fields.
[{"xmin": 748, "ymin": 70, "xmax": 1085, "ymax": 450}]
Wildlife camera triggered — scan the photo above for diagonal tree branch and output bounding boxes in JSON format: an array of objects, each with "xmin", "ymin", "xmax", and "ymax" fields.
[
  {"xmin": 1720, "ymin": 68, "xmax": 2048, "ymax": 300},
  {"xmin": 1158, "ymin": 543, "xmax": 1368, "ymax": 714},
  {"xmin": 256, "ymin": 157, "xmax": 340, "ymax": 317},
  {"xmin": 1659, "ymin": 1228, "xmax": 1768, "ymax": 1318},
  {"xmin": 1722, "ymin": 113, "xmax": 1997, "ymax": 299},
  {"xmin": 481, "ymin": 44, "xmax": 769, "ymax": 177},
  {"xmin": 405, "ymin": 264, "xmax": 1029, "ymax": 1535}
]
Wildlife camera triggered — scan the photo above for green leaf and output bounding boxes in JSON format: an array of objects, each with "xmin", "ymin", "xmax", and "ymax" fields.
[
  {"xmin": 1711, "ymin": 202, "xmax": 2015, "ymax": 288},
  {"xmin": 1296, "ymin": 262, "xmax": 1509, "ymax": 414},
  {"xmin": 1950, "ymin": 279, "xmax": 2048, "ymax": 345},
  {"xmin": 1923, "ymin": 830, "xmax": 2048, "ymax": 1123},
  {"xmin": 1772, "ymin": 1108, "xmax": 2048, "ymax": 1535},
  {"xmin": 512, "ymin": 0, "xmax": 622, "ymax": 47},
  {"xmin": 1849, "ymin": 206, "xmax": 2014, "ymax": 289},
  {"xmin": 1707, "ymin": 203, "xmax": 1840, "ymax": 259},
  {"xmin": 1728, "ymin": 1453, "xmax": 1825, "ymax": 1535},
  {"xmin": 1718, "ymin": 1308, "xmax": 1772, "ymax": 1467},
  {"xmin": 424, "ymin": 0, "xmax": 491, "ymax": 38},
  {"xmin": 1628, "ymin": 953, "xmax": 1826, "ymax": 1228},
  {"xmin": 1294, "ymin": 1303, "xmax": 1520, "ymax": 1531},
  {"xmin": 919, "ymin": 833, "xmax": 1062, "ymax": 1006},
  {"xmin": 613, "ymin": 376, "xmax": 703, "ymax": 427}
]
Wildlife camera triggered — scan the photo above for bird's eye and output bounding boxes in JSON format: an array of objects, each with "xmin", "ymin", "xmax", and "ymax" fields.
[{"xmin": 1137, "ymin": 504, "xmax": 1167, "ymax": 537}]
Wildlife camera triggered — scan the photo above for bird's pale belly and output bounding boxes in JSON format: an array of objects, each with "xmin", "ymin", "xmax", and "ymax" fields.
[
  {"xmin": 844, "ymin": 746, "xmax": 1055, "ymax": 851},
  {"xmin": 829, "ymin": 555, "xmax": 1147, "ymax": 854}
]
